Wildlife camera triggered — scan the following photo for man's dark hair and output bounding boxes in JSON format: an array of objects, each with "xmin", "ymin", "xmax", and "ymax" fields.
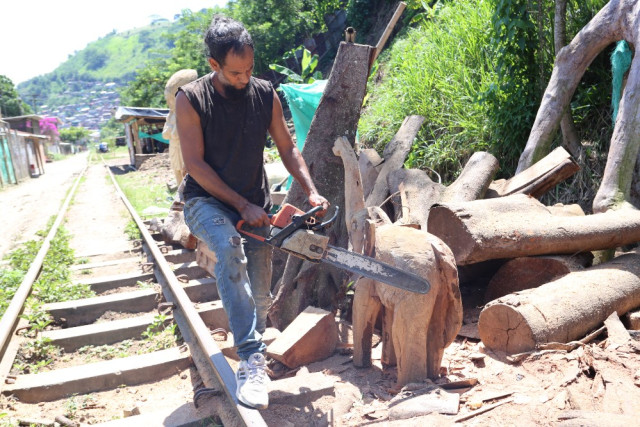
[{"xmin": 205, "ymin": 15, "xmax": 254, "ymax": 66}]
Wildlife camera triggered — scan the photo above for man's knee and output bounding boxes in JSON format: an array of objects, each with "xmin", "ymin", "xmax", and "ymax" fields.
[{"xmin": 220, "ymin": 235, "xmax": 247, "ymax": 283}]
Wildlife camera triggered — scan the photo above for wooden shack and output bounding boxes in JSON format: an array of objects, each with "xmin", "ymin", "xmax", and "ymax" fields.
[
  {"xmin": 0, "ymin": 119, "xmax": 48, "ymax": 186},
  {"xmin": 114, "ymin": 106, "xmax": 169, "ymax": 169}
]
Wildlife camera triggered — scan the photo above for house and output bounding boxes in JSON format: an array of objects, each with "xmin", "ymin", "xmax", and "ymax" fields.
[
  {"xmin": 0, "ymin": 119, "xmax": 48, "ymax": 185},
  {"xmin": 114, "ymin": 106, "xmax": 169, "ymax": 169}
]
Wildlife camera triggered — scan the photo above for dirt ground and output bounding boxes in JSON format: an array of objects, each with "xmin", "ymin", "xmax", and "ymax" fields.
[
  {"xmin": 3, "ymin": 152, "xmax": 640, "ymax": 426},
  {"xmin": 0, "ymin": 153, "xmax": 89, "ymax": 261}
]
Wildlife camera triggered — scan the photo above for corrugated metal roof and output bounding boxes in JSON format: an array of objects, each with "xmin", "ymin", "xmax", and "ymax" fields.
[{"xmin": 114, "ymin": 106, "xmax": 169, "ymax": 123}]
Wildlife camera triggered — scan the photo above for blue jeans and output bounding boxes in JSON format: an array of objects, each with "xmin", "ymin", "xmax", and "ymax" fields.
[{"xmin": 183, "ymin": 196, "xmax": 273, "ymax": 359}]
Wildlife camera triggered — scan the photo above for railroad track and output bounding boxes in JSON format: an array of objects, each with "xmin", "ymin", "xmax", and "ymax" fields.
[{"xmin": 0, "ymin": 160, "xmax": 339, "ymax": 426}]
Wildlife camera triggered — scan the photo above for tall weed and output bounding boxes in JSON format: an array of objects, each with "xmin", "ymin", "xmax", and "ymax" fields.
[{"xmin": 359, "ymin": 0, "xmax": 496, "ymax": 182}]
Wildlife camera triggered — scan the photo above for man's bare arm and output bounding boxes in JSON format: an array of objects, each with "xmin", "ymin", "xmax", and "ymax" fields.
[
  {"xmin": 176, "ymin": 91, "xmax": 269, "ymax": 226},
  {"xmin": 268, "ymin": 90, "xmax": 329, "ymax": 211}
]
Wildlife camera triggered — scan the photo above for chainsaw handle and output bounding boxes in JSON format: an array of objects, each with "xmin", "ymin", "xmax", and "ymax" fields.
[
  {"xmin": 236, "ymin": 220, "xmax": 267, "ymax": 242},
  {"xmin": 311, "ymin": 205, "xmax": 339, "ymax": 231}
]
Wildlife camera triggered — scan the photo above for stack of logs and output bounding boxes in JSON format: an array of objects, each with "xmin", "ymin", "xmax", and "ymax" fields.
[{"xmin": 359, "ymin": 115, "xmax": 640, "ymax": 356}]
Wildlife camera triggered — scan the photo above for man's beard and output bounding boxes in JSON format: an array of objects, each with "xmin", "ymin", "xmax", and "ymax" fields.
[{"xmin": 222, "ymin": 81, "xmax": 250, "ymax": 101}]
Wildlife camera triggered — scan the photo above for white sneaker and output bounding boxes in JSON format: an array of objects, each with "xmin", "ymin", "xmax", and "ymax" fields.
[{"xmin": 236, "ymin": 352, "xmax": 270, "ymax": 409}]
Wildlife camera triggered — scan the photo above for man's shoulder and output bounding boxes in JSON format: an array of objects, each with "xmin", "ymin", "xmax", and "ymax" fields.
[
  {"xmin": 181, "ymin": 73, "xmax": 214, "ymax": 94},
  {"xmin": 251, "ymin": 77, "xmax": 274, "ymax": 94}
]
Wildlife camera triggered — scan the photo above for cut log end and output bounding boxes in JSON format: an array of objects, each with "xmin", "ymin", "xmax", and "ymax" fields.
[
  {"xmin": 427, "ymin": 205, "xmax": 475, "ymax": 265},
  {"xmin": 478, "ymin": 303, "xmax": 536, "ymax": 354}
]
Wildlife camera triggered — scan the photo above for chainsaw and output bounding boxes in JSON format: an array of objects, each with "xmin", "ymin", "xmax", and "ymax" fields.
[{"xmin": 236, "ymin": 204, "xmax": 431, "ymax": 294}]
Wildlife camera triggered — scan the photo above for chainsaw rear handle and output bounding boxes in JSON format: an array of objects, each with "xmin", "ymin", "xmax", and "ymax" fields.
[{"xmin": 237, "ymin": 203, "xmax": 337, "ymax": 247}]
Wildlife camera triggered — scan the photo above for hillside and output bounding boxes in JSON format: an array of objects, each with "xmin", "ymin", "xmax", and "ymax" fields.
[{"xmin": 16, "ymin": 19, "xmax": 181, "ymax": 130}]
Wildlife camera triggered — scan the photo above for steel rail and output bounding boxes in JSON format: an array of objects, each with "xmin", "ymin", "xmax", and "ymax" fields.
[
  {"xmin": 0, "ymin": 163, "xmax": 88, "ymax": 359},
  {"xmin": 105, "ymin": 164, "xmax": 267, "ymax": 427}
]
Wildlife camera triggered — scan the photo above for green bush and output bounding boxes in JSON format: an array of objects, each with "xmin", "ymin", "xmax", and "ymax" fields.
[{"xmin": 359, "ymin": 0, "xmax": 496, "ymax": 182}]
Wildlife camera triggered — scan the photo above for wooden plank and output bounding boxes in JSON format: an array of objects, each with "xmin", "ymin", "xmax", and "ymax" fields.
[
  {"xmin": 267, "ymin": 306, "xmax": 338, "ymax": 369},
  {"xmin": 45, "ymin": 289, "xmax": 159, "ymax": 327},
  {"xmin": 3, "ymin": 348, "xmax": 192, "ymax": 403},
  {"xmin": 163, "ymin": 248, "xmax": 196, "ymax": 264},
  {"xmin": 42, "ymin": 301, "xmax": 226, "ymax": 351},
  {"xmin": 82, "ymin": 272, "xmax": 156, "ymax": 293},
  {"xmin": 70, "ymin": 256, "xmax": 142, "ymax": 271}
]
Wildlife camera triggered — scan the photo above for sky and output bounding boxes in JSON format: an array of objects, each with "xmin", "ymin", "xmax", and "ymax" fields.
[{"xmin": 1, "ymin": 0, "xmax": 228, "ymax": 85}]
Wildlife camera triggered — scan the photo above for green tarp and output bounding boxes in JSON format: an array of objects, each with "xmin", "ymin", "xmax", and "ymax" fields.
[
  {"xmin": 279, "ymin": 80, "xmax": 327, "ymax": 189},
  {"xmin": 280, "ymin": 80, "xmax": 327, "ymax": 151},
  {"xmin": 138, "ymin": 131, "xmax": 169, "ymax": 144}
]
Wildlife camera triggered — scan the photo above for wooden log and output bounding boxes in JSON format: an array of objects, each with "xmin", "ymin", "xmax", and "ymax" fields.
[
  {"xmin": 266, "ymin": 306, "xmax": 338, "ymax": 369},
  {"xmin": 427, "ymin": 194, "xmax": 640, "ymax": 265},
  {"xmin": 478, "ymin": 252, "xmax": 640, "ymax": 354},
  {"xmin": 387, "ymin": 152, "xmax": 497, "ymax": 227},
  {"xmin": 487, "ymin": 147, "xmax": 579, "ymax": 199},
  {"xmin": 484, "ymin": 253, "xmax": 593, "ymax": 302},
  {"xmin": 366, "ymin": 115, "xmax": 425, "ymax": 207},
  {"xmin": 440, "ymin": 151, "xmax": 499, "ymax": 203}
]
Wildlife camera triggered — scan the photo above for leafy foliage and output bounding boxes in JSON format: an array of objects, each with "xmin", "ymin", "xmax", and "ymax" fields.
[
  {"xmin": 359, "ymin": 0, "xmax": 496, "ymax": 182},
  {"xmin": 269, "ymin": 46, "xmax": 323, "ymax": 84},
  {"xmin": 229, "ymin": 0, "xmax": 323, "ymax": 75},
  {"xmin": 0, "ymin": 75, "xmax": 32, "ymax": 117},
  {"xmin": 120, "ymin": 9, "xmax": 217, "ymax": 107},
  {"xmin": 59, "ymin": 126, "xmax": 91, "ymax": 144}
]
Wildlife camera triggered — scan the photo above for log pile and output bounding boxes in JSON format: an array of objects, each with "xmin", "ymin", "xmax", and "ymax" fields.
[
  {"xmin": 348, "ymin": 114, "xmax": 640, "ymax": 357},
  {"xmin": 345, "ymin": 0, "xmax": 640, "ymax": 358}
]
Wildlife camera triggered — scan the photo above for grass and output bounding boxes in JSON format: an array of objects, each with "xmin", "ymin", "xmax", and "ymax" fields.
[
  {"xmin": 113, "ymin": 170, "xmax": 175, "ymax": 219},
  {"xmin": 1, "ymin": 221, "xmax": 95, "ymax": 374},
  {"xmin": 359, "ymin": 0, "xmax": 497, "ymax": 183}
]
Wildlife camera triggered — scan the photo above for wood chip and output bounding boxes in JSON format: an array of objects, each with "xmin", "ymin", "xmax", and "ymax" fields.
[{"xmin": 453, "ymin": 397, "xmax": 514, "ymax": 423}]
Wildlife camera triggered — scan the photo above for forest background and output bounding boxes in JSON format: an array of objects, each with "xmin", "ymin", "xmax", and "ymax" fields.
[{"xmin": 0, "ymin": 0, "xmax": 616, "ymax": 210}]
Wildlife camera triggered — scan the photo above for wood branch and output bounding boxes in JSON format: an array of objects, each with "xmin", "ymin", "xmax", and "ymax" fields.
[
  {"xmin": 516, "ymin": 0, "xmax": 635, "ymax": 172},
  {"xmin": 554, "ymin": 0, "xmax": 582, "ymax": 159},
  {"xmin": 478, "ymin": 252, "xmax": 640, "ymax": 354},
  {"xmin": 388, "ymin": 168, "xmax": 443, "ymax": 227},
  {"xmin": 440, "ymin": 152, "xmax": 499, "ymax": 203},
  {"xmin": 484, "ymin": 253, "xmax": 593, "ymax": 302},
  {"xmin": 372, "ymin": 1, "xmax": 407, "ymax": 64},
  {"xmin": 358, "ymin": 148, "xmax": 383, "ymax": 200},
  {"xmin": 427, "ymin": 194, "xmax": 640, "ymax": 265},
  {"xmin": 594, "ymin": 49, "xmax": 640, "ymax": 211},
  {"xmin": 487, "ymin": 147, "xmax": 578, "ymax": 199},
  {"xmin": 366, "ymin": 115, "xmax": 425, "ymax": 207},
  {"xmin": 270, "ymin": 42, "xmax": 375, "ymax": 329}
]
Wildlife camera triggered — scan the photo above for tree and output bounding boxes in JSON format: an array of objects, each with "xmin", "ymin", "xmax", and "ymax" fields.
[
  {"xmin": 0, "ymin": 75, "xmax": 31, "ymax": 117},
  {"xmin": 229, "ymin": 0, "xmax": 320, "ymax": 74},
  {"xmin": 119, "ymin": 9, "xmax": 216, "ymax": 107},
  {"xmin": 59, "ymin": 127, "xmax": 91, "ymax": 145}
]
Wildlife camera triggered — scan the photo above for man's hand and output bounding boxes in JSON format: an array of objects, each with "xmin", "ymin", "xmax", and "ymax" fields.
[
  {"xmin": 309, "ymin": 193, "xmax": 330, "ymax": 217},
  {"xmin": 240, "ymin": 202, "xmax": 270, "ymax": 227}
]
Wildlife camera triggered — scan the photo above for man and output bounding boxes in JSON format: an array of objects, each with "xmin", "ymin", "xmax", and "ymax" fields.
[{"xmin": 175, "ymin": 15, "xmax": 329, "ymax": 410}]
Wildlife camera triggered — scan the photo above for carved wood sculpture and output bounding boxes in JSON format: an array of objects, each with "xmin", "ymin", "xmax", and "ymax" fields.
[
  {"xmin": 515, "ymin": 0, "xmax": 640, "ymax": 213},
  {"xmin": 333, "ymin": 136, "xmax": 462, "ymax": 386},
  {"xmin": 160, "ymin": 69, "xmax": 198, "ymax": 249},
  {"xmin": 162, "ymin": 69, "xmax": 198, "ymax": 185}
]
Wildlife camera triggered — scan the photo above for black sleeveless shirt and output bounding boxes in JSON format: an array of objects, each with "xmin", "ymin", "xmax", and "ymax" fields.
[{"xmin": 179, "ymin": 74, "xmax": 274, "ymax": 212}]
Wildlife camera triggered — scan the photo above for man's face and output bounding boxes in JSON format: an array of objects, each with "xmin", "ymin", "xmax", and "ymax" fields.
[{"xmin": 209, "ymin": 47, "xmax": 254, "ymax": 100}]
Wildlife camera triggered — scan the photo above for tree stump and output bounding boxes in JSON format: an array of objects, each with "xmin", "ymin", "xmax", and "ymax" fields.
[{"xmin": 269, "ymin": 42, "xmax": 375, "ymax": 330}]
